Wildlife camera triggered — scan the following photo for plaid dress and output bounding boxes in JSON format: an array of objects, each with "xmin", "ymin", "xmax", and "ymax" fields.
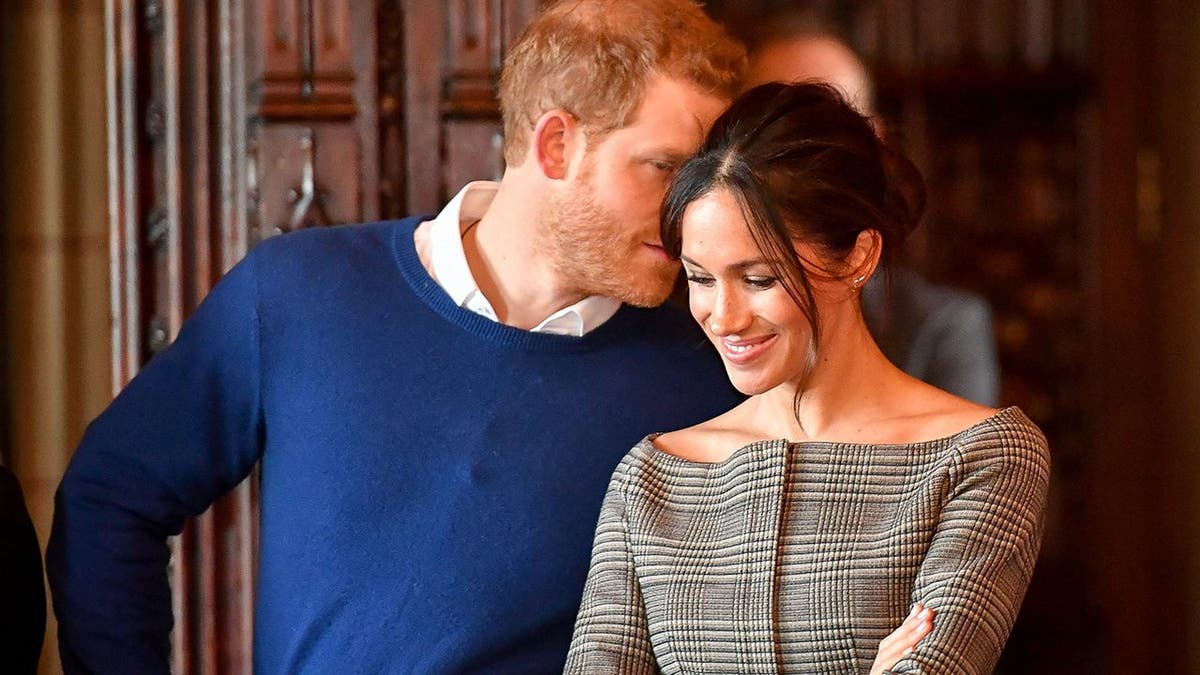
[{"xmin": 565, "ymin": 407, "xmax": 1050, "ymax": 674}]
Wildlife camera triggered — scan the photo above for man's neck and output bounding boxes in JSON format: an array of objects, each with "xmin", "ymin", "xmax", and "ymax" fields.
[{"xmin": 465, "ymin": 180, "xmax": 590, "ymax": 330}]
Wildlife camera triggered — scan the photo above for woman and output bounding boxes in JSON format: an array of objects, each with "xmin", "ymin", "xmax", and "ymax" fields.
[{"xmin": 565, "ymin": 83, "xmax": 1050, "ymax": 674}]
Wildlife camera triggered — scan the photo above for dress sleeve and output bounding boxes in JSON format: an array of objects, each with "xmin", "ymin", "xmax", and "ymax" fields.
[
  {"xmin": 887, "ymin": 418, "xmax": 1051, "ymax": 674},
  {"xmin": 46, "ymin": 248, "xmax": 267, "ymax": 675},
  {"xmin": 564, "ymin": 467, "xmax": 659, "ymax": 674}
]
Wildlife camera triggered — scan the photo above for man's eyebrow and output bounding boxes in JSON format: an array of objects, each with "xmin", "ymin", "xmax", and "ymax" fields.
[{"xmin": 639, "ymin": 150, "xmax": 691, "ymax": 162}]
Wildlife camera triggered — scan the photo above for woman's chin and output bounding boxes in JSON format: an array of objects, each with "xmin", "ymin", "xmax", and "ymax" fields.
[{"xmin": 726, "ymin": 371, "xmax": 778, "ymax": 397}]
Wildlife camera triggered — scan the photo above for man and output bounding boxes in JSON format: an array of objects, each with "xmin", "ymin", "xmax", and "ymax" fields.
[
  {"xmin": 47, "ymin": 2, "xmax": 745, "ymax": 672},
  {"xmin": 746, "ymin": 16, "xmax": 1002, "ymax": 406}
]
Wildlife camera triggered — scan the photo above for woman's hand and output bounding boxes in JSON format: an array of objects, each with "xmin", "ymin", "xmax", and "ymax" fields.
[{"xmin": 869, "ymin": 602, "xmax": 934, "ymax": 675}]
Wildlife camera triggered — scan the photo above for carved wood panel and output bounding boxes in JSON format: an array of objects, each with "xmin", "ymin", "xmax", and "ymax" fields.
[
  {"xmin": 250, "ymin": 0, "xmax": 378, "ymax": 239},
  {"xmin": 445, "ymin": 2, "xmax": 504, "ymax": 116},
  {"xmin": 377, "ymin": 0, "xmax": 407, "ymax": 219},
  {"xmin": 251, "ymin": 124, "xmax": 362, "ymax": 237},
  {"xmin": 399, "ymin": 0, "xmax": 543, "ymax": 214},
  {"xmin": 258, "ymin": 0, "xmax": 356, "ymax": 116}
]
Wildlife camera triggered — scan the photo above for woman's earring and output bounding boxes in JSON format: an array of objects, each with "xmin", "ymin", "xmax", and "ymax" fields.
[{"xmin": 851, "ymin": 275, "xmax": 867, "ymax": 291}]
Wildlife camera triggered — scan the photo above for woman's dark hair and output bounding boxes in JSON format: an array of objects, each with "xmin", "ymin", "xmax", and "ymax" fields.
[{"xmin": 662, "ymin": 81, "xmax": 925, "ymax": 358}]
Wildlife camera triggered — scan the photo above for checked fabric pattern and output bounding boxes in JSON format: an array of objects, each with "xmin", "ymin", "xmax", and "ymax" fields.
[{"xmin": 565, "ymin": 407, "xmax": 1050, "ymax": 674}]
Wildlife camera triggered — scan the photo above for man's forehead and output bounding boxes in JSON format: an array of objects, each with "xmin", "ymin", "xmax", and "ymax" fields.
[{"xmin": 627, "ymin": 75, "xmax": 728, "ymax": 133}]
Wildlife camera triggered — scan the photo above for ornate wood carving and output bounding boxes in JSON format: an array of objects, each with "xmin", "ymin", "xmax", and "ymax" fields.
[
  {"xmin": 108, "ymin": 0, "xmax": 144, "ymax": 389},
  {"xmin": 250, "ymin": 0, "xmax": 378, "ymax": 242},
  {"xmin": 259, "ymin": 0, "xmax": 357, "ymax": 118},
  {"xmin": 399, "ymin": 0, "xmax": 542, "ymax": 213},
  {"xmin": 503, "ymin": 0, "xmax": 544, "ymax": 47},
  {"xmin": 377, "ymin": 0, "xmax": 407, "ymax": 218},
  {"xmin": 400, "ymin": 0, "xmax": 445, "ymax": 214},
  {"xmin": 248, "ymin": 122, "xmax": 365, "ymax": 241},
  {"xmin": 444, "ymin": 1, "xmax": 502, "ymax": 118}
]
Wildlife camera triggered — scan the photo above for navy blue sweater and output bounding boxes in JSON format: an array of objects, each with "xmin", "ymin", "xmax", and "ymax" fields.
[{"xmin": 47, "ymin": 217, "xmax": 740, "ymax": 674}]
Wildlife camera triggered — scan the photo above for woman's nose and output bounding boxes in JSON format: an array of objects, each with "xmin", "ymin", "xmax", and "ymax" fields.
[{"xmin": 706, "ymin": 286, "xmax": 751, "ymax": 336}]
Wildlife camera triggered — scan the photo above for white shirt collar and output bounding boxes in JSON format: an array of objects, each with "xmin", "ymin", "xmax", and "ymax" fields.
[{"xmin": 428, "ymin": 181, "xmax": 621, "ymax": 336}]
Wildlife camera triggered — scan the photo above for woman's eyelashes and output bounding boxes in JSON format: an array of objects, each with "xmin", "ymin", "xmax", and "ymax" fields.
[{"xmin": 683, "ymin": 271, "xmax": 778, "ymax": 290}]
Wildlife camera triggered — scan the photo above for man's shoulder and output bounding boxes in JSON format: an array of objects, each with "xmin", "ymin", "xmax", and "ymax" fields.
[
  {"xmin": 240, "ymin": 217, "xmax": 431, "ymax": 294},
  {"xmin": 250, "ymin": 216, "xmax": 427, "ymax": 265}
]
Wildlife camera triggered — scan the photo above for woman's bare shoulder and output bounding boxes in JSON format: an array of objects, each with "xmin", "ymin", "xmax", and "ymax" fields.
[
  {"xmin": 653, "ymin": 404, "xmax": 766, "ymax": 463},
  {"xmin": 888, "ymin": 380, "xmax": 1001, "ymax": 443}
]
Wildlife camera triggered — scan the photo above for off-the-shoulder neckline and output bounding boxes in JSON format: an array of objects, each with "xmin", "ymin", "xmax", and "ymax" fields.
[{"xmin": 638, "ymin": 406, "xmax": 1027, "ymax": 469}]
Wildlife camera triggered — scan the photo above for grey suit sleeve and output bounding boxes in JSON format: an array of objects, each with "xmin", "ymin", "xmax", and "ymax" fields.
[
  {"xmin": 922, "ymin": 297, "xmax": 1001, "ymax": 407},
  {"xmin": 887, "ymin": 422, "xmax": 1051, "ymax": 674},
  {"xmin": 565, "ymin": 470, "xmax": 658, "ymax": 674}
]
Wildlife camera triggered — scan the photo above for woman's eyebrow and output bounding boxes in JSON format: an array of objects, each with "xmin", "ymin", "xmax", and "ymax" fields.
[{"xmin": 680, "ymin": 254, "xmax": 776, "ymax": 272}]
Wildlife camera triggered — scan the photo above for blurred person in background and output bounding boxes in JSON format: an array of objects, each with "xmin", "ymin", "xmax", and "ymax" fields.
[
  {"xmin": 746, "ymin": 11, "xmax": 1002, "ymax": 406},
  {"xmin": 0, "ymin": 464, "xmax": 44, "ymax": 675}
]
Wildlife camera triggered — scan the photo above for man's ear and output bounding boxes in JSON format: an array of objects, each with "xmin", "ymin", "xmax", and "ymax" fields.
[
  {"xmin": 532, "ymin": 109, "xmax": 581, "ymax": 180},
  {"xmin": 847, "ymin": 229, "xmax": 882, "ymax": 282}
]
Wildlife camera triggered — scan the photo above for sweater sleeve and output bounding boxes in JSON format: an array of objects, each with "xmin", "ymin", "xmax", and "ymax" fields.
[
  {"xmin": 47, "ymin": 249, "xmax": 267, "ymax": 674},
  {"xmin": 887, "ymin": 419, "xmax": 1051, "ymax": 674},
  {"xmin": 564, "ymin": 467, "xmax": 658, "ymax": 674}
]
